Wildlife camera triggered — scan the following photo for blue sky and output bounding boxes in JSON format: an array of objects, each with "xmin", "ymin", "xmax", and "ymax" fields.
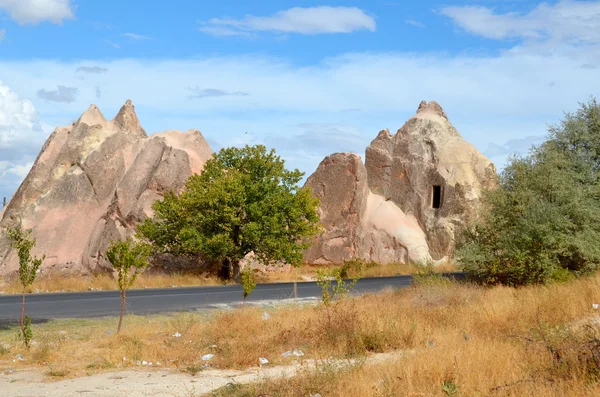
[{"xmin": 0, "ymin": 0, "xmax": 599, "ymax": 201}]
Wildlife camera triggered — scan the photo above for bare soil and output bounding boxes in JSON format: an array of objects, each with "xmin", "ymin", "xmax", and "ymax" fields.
[{"xmin": 1, "ymin": 352, "xmax": 402, "ymax": 397}]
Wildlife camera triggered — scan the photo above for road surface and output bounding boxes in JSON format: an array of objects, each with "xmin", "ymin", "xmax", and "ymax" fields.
[{"xmin": 0, "ymin": 274, "xmax": 463, "ymax": 326}]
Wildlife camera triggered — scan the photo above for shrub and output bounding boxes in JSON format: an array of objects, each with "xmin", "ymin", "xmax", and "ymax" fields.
[
  {"xmin": 240, "ymin": 269, "xmax": 256, "ymax": 305},
  {"xmin": 458, "ymin": 98, "xmax": 600, "ymax": 286}
]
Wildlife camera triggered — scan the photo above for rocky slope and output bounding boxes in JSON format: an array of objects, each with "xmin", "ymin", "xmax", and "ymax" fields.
[
  {"xmin": 0, "ymin": 100, "xmax": 213, "ymax": 276},
  {"xmin": 304, "ymin": 101, "xmax": 497, "ymax": 264}
]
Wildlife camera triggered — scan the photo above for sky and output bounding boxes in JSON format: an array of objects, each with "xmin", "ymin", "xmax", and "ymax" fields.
[{"xmin": 0, "ymin": 0, "xmax": 599, "ymax": 201}]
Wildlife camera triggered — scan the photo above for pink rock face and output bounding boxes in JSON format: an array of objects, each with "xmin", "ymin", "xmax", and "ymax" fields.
[
  {"xmin": 0, "ymin": 100, "xmax": 213, "ymax": 276},
  {"xmin": 303, "ymin": 153, "xmax": 369, "ymax": 264},
  {"xmin": 305, "ymin": 101, "xmax": 497, "ymax": 265}
]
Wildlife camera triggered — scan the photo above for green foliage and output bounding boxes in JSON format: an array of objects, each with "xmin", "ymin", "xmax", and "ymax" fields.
[
  {"xmin": 210, "ymin": 381, "xmax": 244, "ymax": 396},
  {"xmin": 7, "ymin": 226, "xmax": 44, "ymax": 289},
  {"xmin": 138, "ymin": 145, "xmax": 321, "ymax": 278},
  {"xmin": 7, "ymin": 225, "xmax": 44, "ymax": 346},
  {"xmin": 339, "ymin": 258, "xmax": 378, "ymax": 279},
  {"xmin": 106, "ymin": 237, "xmax": 151, "ymax": 333},
  {"xmin": 20, "ymin": 316, "xmax": 32, "ymax": 348},
  {"xmin": 458, "ymin": 98, "xmax": 600, "ymax": 286},
  {"xmin": 413, "ymin": 261, "xmax": 452, "ymax": 286},
  {"xmin": 106, "ymin": 237, "xmax": 152, "ymax": 293},
  {"xmin": 240, "ymin": 269, "xmax": 256, "ymax": 304},
  {"xmin": 315, "ymin": 267, "xmax": 359, "ymax": 306},
  {"xmin": 184, "ymin": 364, "xmax": 207, "ymax": 375},
  {"xmin": 442, "ymin": 379, "xmax": 458, "ymax": 396}
]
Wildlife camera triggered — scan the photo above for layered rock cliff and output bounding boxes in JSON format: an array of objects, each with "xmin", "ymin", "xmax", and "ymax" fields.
[
  {"xmin": 0, "ymin": 100, "xmax": 213, "ymax": 276},
  {"xmin": 304, "ymin": 101, "xmax": 497, "ymax": 264}
]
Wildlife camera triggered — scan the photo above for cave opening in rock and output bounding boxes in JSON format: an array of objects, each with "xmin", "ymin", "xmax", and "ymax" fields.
[{"xmin": 432, "ymin": 185, "xmax": 442, "ymax": 209}]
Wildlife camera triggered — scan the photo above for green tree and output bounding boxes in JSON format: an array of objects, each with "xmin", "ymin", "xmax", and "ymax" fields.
[
  {"xmin": 138, "ymin": 145, "xmax": 320, "ymax": 279},
  {"xmin": 106, "ymin": 237, "xmax": 151, "ymax": 333},
  {"xmin": 7, "ymin": 225, "xmax": 45, "ymax": 347},
  {"xmin": 457, "ymin": 98, "xmax": 600, "ymax": 286}
]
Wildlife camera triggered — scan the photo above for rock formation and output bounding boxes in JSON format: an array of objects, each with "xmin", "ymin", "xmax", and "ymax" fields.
[
  {"xmin": 0, "ymin": 100, "xmax": 213, "ymax": 277},
  {"xmin": 304, "ymin": 101, "xmax": 497, "ymax": 265}
]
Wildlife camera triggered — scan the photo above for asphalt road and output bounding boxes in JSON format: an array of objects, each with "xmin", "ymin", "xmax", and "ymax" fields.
[{"xmin": 0, "ymin": 274, "xmax": 463, "ymax": 327}]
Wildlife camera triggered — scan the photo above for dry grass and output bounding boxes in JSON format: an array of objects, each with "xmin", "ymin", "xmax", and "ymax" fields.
[
  {"xmin": 0, "ymin": 272, "xmax": 224, "ymax": 294},
  {"xmin": 206, "ymin": 275, "xmax": 600, "ymax": 396},
  {"xmin": 4, "ymin": 272, "xmax": 600, "ymax": 396},
  {"xmin": 0, "ymin": 261, "xmax": 455, "ymax": 294}
]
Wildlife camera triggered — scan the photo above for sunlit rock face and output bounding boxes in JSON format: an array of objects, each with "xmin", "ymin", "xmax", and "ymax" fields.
[
  {"xmin": 304, "ymin": 101, "xmax": 497, "ymax": 265},
  {"xmin": 0, "ymin": 100, "xmax": 213, "ymax": 276}
]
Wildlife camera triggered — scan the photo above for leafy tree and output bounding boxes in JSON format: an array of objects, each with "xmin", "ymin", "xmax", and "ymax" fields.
[
  {"xmin": 457, "ymin": 98, "xmax": 600, "ymax": 285},
  {"xmin": 7, "ymin": 225, "xmax": 44, "ymax": 347},
  {"xmin": 106, "ymin": 237, "xmax": 151, "ymax": 333},
  {"xmin": 138, "ymin": 145, "xmax": 321, "ymax": 279}
]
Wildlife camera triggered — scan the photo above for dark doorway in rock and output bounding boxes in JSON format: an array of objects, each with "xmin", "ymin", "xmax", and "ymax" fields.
[{"xmin": 432, "ymin": 185, "xmax": 442, "ymax": 209}]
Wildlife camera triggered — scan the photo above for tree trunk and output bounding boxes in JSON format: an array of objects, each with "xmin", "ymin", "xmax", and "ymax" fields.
[
  {"xmin": 117, "ymin": 290, "xmax": 126, "ymax": 334},
  {"xmin": 232, "ymin": 261, "xmax": 241, "ymax": 282},
  {"xmin": 20, "ymin": 292, "xmax": 25, "ymax": 336},
  {"xmin": 220, "ymin": 257, "xmax": 232, "ymax": 280},
  {"xmin": 219, "ymin": 257, "xmax": 242, "ymax": 280}
]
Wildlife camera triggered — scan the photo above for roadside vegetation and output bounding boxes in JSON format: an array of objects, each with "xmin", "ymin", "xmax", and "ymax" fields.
[
  {"xmin": 458, "ymin": 97, "xmax": 600, "ymax": 286},
  {"xmin": 0, "ymin": 260, "xmax": 457, "ymax": 295},
  {"xmin": 2, "ymin": 100, "xmax": 600, "ymax": 396},
  {"xmin": 1, "ymin": 274, "xmax": 600, "ymax": 396},
  {"xmin": 106, "ymin": 237, "xmax": 152, "ymax": 333},
  {"xmin": 7, "ymin": 225, "xmax": 44, "ymax": 347}
]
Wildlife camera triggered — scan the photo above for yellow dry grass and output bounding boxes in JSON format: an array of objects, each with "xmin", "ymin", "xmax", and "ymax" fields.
[
  {"xmin": 3, "ymin": 272, "xmax": 599, "ymax": 396},
  {"xmin": 0, "ymin": 272, "xmax": 224, "ymax": 294},
  {"xmin": 0, "ymin": 261, "xmax": 455, "ymax": 294}
]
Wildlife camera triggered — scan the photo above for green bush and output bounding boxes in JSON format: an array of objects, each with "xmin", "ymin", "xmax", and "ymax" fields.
[
  {"xmin": 457, "ymin": 98, "xmax": 600, "ymax": 286},
  {"xmin": 240, "ymin": 269, "xmax": 256, "ymax": 305}
]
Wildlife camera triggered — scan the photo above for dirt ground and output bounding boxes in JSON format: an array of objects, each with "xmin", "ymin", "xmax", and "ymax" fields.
[{"xmin": 1, "ymin": 352, "xmax": 402, "ymax": 397}]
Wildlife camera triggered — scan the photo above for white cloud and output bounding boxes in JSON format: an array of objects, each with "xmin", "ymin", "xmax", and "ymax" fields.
[
  {"xmin": 76, "ymin": 66, "xmax": 109, "ymax": 74},
  {"xmin": 105, "ymin": 40, "xmax": 120, "ymax": 49},
  {"xmin": 0, "ymin": 29, "xmax": 5, "ymax": 43},
  {"xmin": 198, "ymin": 6, "xmax": 376, "ymax": 36},
  {"xmin": 122, "ymin": 33, "xmax": 152, "ymax": 40},
  {"xmin": 0, "ymin": 81, "xmax": 44, "ymax": 148},
  {"xmin": 440, "ymin": 0, "xmax": 600, "ymax": 45},
  {"xmin": 3, "ymin": 161, "xmax": 33, "ymax": 178},
  {"xmin": 0, "ymin": 0, "xmax": 74, "ymax": 24},
  {"xmin": 0, "ymin": 81, "xmax": 50, "ymax": 198},
  {"xmin": 405, "ymin": 19, "xmax": 426, "ymax": 28},
  {"xmin": 188, "ymin": 87, "xmax": 250, "ymax": 99},
  {"xmin": 198, "ymin": 26, "xmax": 256, "ymax": 38},
  {"xmin": 0, "ymin": 34, "xmax": 599, "ymax": 198}
]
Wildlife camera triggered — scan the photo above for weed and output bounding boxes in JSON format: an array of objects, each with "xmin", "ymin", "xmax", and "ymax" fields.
[
  {"xmin": 184, "ymin": 364, "xmax": 206, "ymax": 375},
  {"xmin": 240, "ymin": 269, "xmax": 256, "ymax": 305},
  {"xmin": 19, "ymin": 316, "xmax": 32, "ymax": 348},
  {"xmin": 211, "ymin": 381, "xmax": 244, "ymax": 396},
  {"xmin": 413, "ymin": 260, "xmax": 452, "ymax": 286},
  {"xmin": 442, "ymin": 379, "xmax": 458, "ymax": 396},
  {"xmin": 315, "ymin": 267, "xmax": 359, "ymax": 306},
  {"xmin": 86, "ymin": 358, "xmax": 115, "ymax": 370},
  {"xmin": 47, "ymin": 366, "xmax": 69, "ymax": 377}
]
